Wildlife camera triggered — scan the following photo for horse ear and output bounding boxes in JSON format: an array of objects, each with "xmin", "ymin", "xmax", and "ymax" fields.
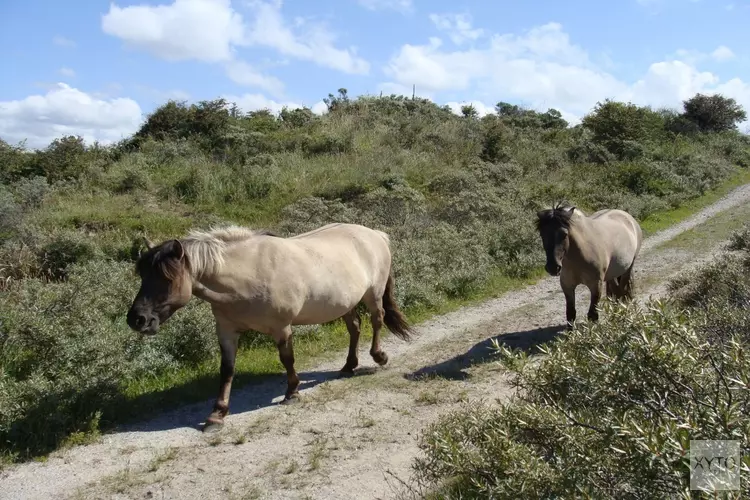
[
  {"xmin": 170, "ymin": 239, "xmax": 185, "ymax": 261},
  {"xmin": 142, "ymin": 236, "xmax": 155, "ymax": 250},
  {"xmin": 567, "ymin": 206, "xmax": 576, "ymax": 213}
]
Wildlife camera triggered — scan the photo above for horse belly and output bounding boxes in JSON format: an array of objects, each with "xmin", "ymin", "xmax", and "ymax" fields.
[{"xmin": 293, "ymin": 291, "xmax": 364, "ymax": 325}]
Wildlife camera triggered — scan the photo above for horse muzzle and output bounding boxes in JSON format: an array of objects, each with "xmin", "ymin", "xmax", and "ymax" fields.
[
  {"xmin": 127, "ymin": 309, "xmax": 160, "ymax": 334},
  {"xmin": 545, "ymin": 263, "xmax": 562, "ymax": 276}
]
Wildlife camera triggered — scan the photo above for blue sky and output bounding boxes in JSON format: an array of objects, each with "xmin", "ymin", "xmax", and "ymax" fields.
[{"xmin": 1, "ymin": 0, "xmax": 748, "ymax": 148}]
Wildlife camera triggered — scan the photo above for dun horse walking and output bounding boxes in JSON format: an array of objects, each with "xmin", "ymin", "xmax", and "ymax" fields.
[
  {"xmin": 536, "ymin": 204, "xmax": 643, "ymax": 328},
  {"xmin": 126, "ymin": 222, "xmax": 413, "ymax": 431}
]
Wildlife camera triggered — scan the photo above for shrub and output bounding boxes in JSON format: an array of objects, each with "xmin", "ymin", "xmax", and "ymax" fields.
[
  {"xmin": 412, "ymin": 301, "xmax": 750, "ymax": 499},
  {"xmin": 727, "ymin": 224, "xmax": 750, "ymax": 251},
  {"xmin": 0, "ymin": 260, "xmax": 220, "ymax": 460},
  {"xmin": 581, "ymin": 100, "xmax": 666, "ymax": 158},
  {"xmin": 682, "ymin": 93, "xmax": 747, "ymax": 133}
]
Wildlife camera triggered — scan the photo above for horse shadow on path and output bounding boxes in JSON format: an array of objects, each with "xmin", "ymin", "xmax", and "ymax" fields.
[
  {"xmin": 118, "ymin": 366, "xmax": 374, "ymax": 434},
  {"xmin": 406, "ymin": 324, "xmax": 567, "ymax": 382}
]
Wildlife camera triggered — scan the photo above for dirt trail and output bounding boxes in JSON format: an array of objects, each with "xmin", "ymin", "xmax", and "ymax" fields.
[{"xmin": 3, "ymin": 183, "xmax": 750, "ymax": 500}]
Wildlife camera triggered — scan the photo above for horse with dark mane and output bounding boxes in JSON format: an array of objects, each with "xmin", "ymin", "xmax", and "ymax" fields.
[
  {"xmin": 536, "ymin": 203, "xmax": 643, "ymax": 328},
  {"xmin": 126, "ymin": 222, "xmax": 413, "ymax": 431}
]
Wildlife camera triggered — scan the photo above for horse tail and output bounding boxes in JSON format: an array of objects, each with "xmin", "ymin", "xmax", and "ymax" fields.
[{"xmin": 382, "ymin": 273, "xmax": 412, "ymax": 341}]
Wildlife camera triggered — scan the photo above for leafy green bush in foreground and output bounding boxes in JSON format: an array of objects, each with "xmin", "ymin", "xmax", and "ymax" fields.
[{"xmin": 412, "ymin": 240, "xmax": 750, "ymax": 499}]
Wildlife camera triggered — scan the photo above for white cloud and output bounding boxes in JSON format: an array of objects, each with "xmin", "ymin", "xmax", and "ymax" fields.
[
  {"xmin": 444, "ymin": 100, "xmax": 495, "ymax": 117},
  {"xmin": 223, "ymin": 94, "xmax": 330, "ymax": 116},
  {"xmin": 674, "ymin": 45, "xmax": 736, "ymax": 65},
  {"xmin": 59, "ymin": 67, "xmax": 76, "ymax": 78},
  {"xmin": 311, "ymin": 101, "xmax": 328, "ymax": 115},
  {"xmin": 711, "ymin": 45, "xmax": 735, "ymax": 62},
  {"xmin": 382, "ymin": 21, "xmax": 750, "ymax": 126},
  {"xmin": 102, "ymin": 0, "xmax": 369, "ymax": 91},
  {"xmin": 53, "ymin": 36, "xmax": 76, "ymax": 48},
  {"xmin": 429, "ymin": 13, "xmax": 484, "ymax": 45},
  {"xmin": 0, "ymin": 83, "xmax": 143, "ymax": 149},
  {"xmin": 358, "ymin": 0, "xmax": 413, "ymax": 14},
  {"xmin": 224, "ymin": 60, "xmax": 285, "ymax": 97},
  {"xmin": 101, "ymin": 0, "xmax": 245, "ymax": 63},
  {"xmin": 224, "ymin": 93, "xmax": 304, "ymax": 115},
  {"xmin": 244, "ymin": 1, "xmax": 369, "ymax": 75}
]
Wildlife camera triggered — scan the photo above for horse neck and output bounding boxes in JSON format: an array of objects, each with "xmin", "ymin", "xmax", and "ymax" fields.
[
  {"xmin": 181, "ymin": 238, "xmax": 226, "ymax": 285},
  {"xmin": 565, "ymin": 218, "xmax": 594, "ymax": 264}
]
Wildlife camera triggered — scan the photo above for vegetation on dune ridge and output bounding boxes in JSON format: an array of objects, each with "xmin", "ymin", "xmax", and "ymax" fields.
[
  {"xmin": 0, "ymin": 89, "xmax": 749, "ymax": 463},
  {"xmin": 410, "ymin": 225, "xmax": 750, "ymax": 499}
]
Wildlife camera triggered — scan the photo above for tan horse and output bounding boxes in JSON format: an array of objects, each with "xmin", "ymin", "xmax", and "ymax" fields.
[
  {"xmin": 126, "ymin": 222, "xmax": 413, "ymax": 431},
  {"xmin": 536, "ymin": 204, "xmax": 643, "ymax": 328}
]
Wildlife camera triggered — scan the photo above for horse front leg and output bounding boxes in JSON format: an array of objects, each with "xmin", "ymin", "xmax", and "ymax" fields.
[
  {"xmin": 587, "ymin": 279, "xmax": 605, "ymax": 323},
  {"xmin": 275, "ymin": 326, "xmax": 300, "ymax": 403},
  {"xmin": 204, "ymin": 325, "xmax": 240, "ymax": 432},
  {"xmin": 561, "ymin": 278, "xmax": 577, "ymax": 330}
]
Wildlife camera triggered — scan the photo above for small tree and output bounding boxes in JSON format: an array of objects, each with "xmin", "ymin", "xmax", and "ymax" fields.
[
  {"xmin": 461, "ymin": 104, "xmax": 479, "ymax": 119},
  {"xmin": 681, "ymin": 93, "xmax": 747, "ymax": 132},
  {"xmin": 323, "ymin": 88, "xmax": 350, "ymax": 113}
]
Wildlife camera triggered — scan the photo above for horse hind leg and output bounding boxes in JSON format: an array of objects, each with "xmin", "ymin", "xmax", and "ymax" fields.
[
  {"xmin": 605, "ymin": 278, "xmax": 619, "ymax": 299},
  {"xmin": 363, "ymin": 292, "xmax": 389, "ymax": 367},
  {"xmin": 339, "ymin": 308, "xmax": 362, "ymax": 377},
  {"xmin": 618, "ymin": 264, "xmax": 635, "ymax": 302}
]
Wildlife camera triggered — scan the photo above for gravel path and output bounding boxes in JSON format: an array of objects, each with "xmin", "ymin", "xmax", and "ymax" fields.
[{"xmin": 2, "ymin": 183, "xmax": 750, "ymax": 500}]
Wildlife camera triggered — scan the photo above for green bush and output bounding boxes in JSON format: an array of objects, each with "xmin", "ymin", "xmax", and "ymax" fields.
[
  {"xmin": 0, "ymin": 260, "xmax": 218, "ymax": 461},
  {"xmin": 581, "ymin": 100, "xmax": 667, "ymax": 159},
  {"xmin": 412, "ymin": 300, "xmax": 750, "ymax": 499}
]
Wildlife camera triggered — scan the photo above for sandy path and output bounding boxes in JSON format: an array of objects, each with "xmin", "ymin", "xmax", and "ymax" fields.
[{"xmin": 2, "ymin": 183, "xmax": 750, "ymax": 500}]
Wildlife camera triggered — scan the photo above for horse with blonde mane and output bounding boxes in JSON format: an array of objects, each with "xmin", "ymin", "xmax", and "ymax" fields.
[
  {"xmin": 536, "ymin": 203, "xmax": 643, "ymax": 329},
  {"xmin": 126, "ymin": 222, "xmax": 413, "ymax": 432}
]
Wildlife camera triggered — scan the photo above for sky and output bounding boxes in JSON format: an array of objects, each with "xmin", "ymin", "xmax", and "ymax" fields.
[{"xmin": 0, "ymin": 0, "xmax": 749, "ymax": 149}]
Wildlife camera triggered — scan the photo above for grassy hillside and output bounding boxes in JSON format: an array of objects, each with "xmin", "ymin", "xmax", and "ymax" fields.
[
  {"xmin": 411, "ymin": 225, "xmax": 750, "ymax": 499},
  {"xmin": 1, "ymin": 90, "xmax": 749, "ymax": 463}
]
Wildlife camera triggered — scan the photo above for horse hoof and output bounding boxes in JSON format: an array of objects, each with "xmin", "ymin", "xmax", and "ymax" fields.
[
  {"xmin": 372, "ymin": 351, "xmax": 389, "ymax": 366},
  {"xmin": 203, "ymin": 420, "xmax": 224, "ymax": 433},
  {"xmin": 281, "ymin": 393, "xmax": 300, "ymax": 405}
]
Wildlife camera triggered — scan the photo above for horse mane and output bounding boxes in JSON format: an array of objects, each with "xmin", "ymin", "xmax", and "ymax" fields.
[
  {"xmin": 536, "ymin": 202, "xmax": 578, "ymax": 232},
  {"xmin": 136, "ymin": 225, "xmax": 278, "ymax": 281},
  {"xmin": 180, "ymin": 225, "xmax": 278, "ymax": 278}
]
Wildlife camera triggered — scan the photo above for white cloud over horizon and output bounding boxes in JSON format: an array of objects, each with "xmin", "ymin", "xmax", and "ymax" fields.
[
  {"xmin": 222, "ymin": 92, "xmax": 329, "ymax": 116},
  {"xmin": 381, "ymin": 21, "xmax": 750, "ymax": 126},
  {"xmin": 0, "ymin": 83, "xmax": 143, "ymax": 149}
]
